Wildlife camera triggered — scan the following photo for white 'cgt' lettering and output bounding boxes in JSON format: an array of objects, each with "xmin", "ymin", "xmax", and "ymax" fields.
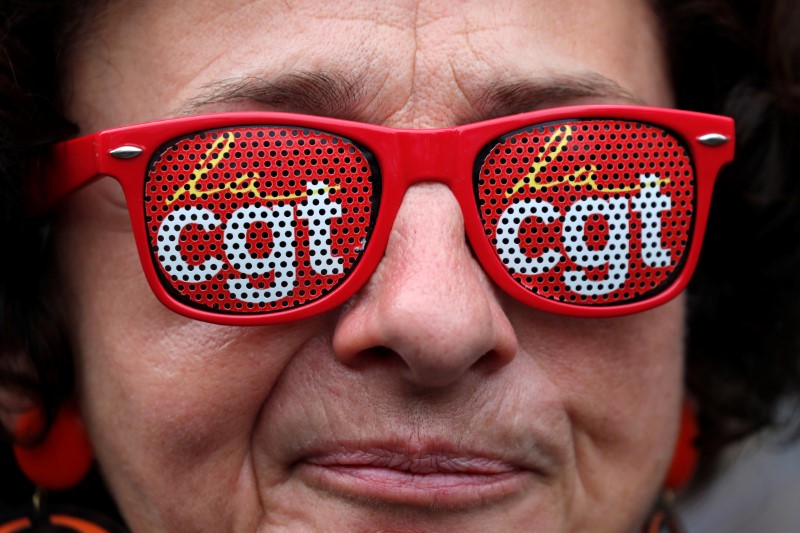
[
  {"xmin": 296, "ymin": 180, "xmax": 344, "ymax": 276},
  {"xmin": 631, "ymin": 173, "xmax": 672, "ymax": 267},
  {"xmin": 496, "ymin": 199, "xmax": 561, "ymax": 274},
  {"xmin": 157, "ymin": 206, "xmax": 224, "ymax": 282},
  {"xmin": 562, "ymin": 197, "xmax": 629, "ymax": 296},
  {"xmin": 224, "ymin": 204, "xmax": 296, "ymax": 304},
  {"xmin": 157, "ymin": 181, "xmax": 342, "ymax": 304},
  {"xmin": 495, "ymin": 173, "xmax": 673, "ymax": 296}
]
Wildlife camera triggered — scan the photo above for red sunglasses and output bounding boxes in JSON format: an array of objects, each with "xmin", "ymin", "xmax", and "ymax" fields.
[{"xmin": 41, "ymin": 105, "xmax": 734, "ymax": 325}]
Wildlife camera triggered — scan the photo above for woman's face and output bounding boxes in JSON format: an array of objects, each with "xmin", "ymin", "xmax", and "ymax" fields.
[{"xmin": 56, "ymin": 0, "xmax": 684, "ymax": 531}]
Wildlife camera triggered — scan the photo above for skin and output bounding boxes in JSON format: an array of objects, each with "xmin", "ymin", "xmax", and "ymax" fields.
[{"xmin": 52, "ymin": 0, "xmax": 684, "ymax": 531}]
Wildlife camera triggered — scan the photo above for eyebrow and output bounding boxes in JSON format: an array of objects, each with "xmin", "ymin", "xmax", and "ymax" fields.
[
  {"xmin": 474, "ymin": 73, "xmax": 646, "ymax": 120},
  {"xmin": 179, "ymin": 71, "xmax": 363, "ymax": 119},
  {"xmin": 178, "ymin": 70, "xmax": 645, "ymax": 124}
]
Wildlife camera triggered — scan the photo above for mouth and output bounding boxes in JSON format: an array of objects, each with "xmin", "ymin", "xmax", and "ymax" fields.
[{"xmin": 295, "ymin": 445, "xmax": 543, "ymax": 508}]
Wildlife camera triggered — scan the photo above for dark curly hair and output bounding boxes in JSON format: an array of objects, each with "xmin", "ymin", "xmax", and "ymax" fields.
[
  {"xmin": 658, "ymin": 0, "xmax": 800, "ymax": 483},
  {"xmin": 0, "ymin": 0, "xmax": 799, "ymax": 512}
]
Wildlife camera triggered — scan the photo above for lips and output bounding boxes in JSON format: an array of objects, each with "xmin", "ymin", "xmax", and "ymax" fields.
[{"xmin": 295, "ymin": 444, "xmax": 544, "ymax": 507}]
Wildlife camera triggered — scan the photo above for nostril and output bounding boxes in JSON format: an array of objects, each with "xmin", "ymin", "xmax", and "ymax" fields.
[
  {"xmin": 330, "ymin": 183, "xmax": 518, "ymax": 388},
  {"xmin": 373, "ymin": 346, "xmax": 393, "ymax": 359},
  {"xmin": 471, "ymin": 348, "xmax": 515, "ymax": 376},
  {"xmin": 337, "ymin": 345, "xmax": 395, "ymax": 369}
]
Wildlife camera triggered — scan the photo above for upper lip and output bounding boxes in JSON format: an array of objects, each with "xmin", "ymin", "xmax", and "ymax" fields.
[
  {"xmin": 290, "ymin": 438, "xmax": 558, "ymax": 509},
  {"xmin": 294, "ymin": 438, "xmax": 557, "ymax": 478},
  {"xmin": 304, "ymin": 448, "xmax": 521, "ymax": 475}
]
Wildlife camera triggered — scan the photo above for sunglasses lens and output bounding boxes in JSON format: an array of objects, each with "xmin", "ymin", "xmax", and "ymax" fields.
[
  {"xmin": 475, "ymin": 119, "xmax": 695, "ymax": 306},
  {"xmin": 144, "ymin": 126, "xmax": 380, "ymax": 314}
]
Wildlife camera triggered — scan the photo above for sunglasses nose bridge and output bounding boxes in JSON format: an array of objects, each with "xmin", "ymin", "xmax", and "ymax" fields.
[{"xmin": 397, "ymin": 129, "xmax": 461, "ymax": 188}]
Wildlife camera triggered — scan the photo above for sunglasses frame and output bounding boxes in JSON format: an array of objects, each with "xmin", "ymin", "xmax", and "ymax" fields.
[{"xmin": 40, "ymin": 105, "xmax": 734, "ymax": 325}]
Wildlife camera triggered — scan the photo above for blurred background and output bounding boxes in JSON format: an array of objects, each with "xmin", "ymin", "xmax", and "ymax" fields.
[{"xmin": 680, "ymin": 428, "xmax": 800, "ymax": 533}]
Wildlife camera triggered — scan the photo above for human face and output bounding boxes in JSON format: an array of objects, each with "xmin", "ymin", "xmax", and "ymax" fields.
[{"xmin": 55, "ymin": 0, "xmax": 684, "ymax": 531}]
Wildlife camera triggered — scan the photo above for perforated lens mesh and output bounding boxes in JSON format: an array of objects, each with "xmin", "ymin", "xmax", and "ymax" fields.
[
  {"xmin": 476, "ymin": 119, "xmax": 694, "ymax": 305},
  {"xmin": 144, "ymin": 126, "xmax": 379, "ymax": 314}
]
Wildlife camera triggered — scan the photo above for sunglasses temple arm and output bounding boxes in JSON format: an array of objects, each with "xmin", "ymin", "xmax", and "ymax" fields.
[{"xmin": 32, "ymin": 134, "xmax": 101, "ymax": 214}]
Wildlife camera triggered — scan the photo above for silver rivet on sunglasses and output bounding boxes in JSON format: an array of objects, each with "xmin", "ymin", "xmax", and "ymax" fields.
[
  {"xmin": 109, "ymin": 145, "xmax": 144, "ymax": 159},
  {"xmin": 697, "ymin": 133, "xmax": 730, "ymax": 146}
]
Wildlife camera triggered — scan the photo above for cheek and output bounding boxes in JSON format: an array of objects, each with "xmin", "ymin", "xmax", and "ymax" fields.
[
  {"xmin": 52, "ymin": 194, "xmax": 324, "ymax": 511},
  {"xmin": 533, "ymin": 300, "xmax": 685, "ymax": 409},
  {"xmin": 511, "ymin": 297, "xmax": 684, "ymax": 522}
]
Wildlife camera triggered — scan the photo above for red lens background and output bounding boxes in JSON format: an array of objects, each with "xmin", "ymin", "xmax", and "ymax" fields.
[
  {"xmin": 144, "ymin": 126, "xmax": 379, "ymax": 314},
  {"xmin": 476, "ymin": 119, "xmax": 695, "ymax": 305}
]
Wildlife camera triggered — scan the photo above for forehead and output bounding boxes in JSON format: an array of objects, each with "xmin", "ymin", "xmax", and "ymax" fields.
[{"xmin": 65, "ymin": 0, "xmax": 670, "ymax": 130}]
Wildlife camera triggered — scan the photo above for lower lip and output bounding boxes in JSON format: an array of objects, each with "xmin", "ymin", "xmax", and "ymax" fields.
[{"xmin": 298, "ymin": 456, "xmax": 535, "ymax": 507}]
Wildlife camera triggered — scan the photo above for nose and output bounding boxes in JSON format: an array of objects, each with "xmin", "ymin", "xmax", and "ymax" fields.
[{"xmin": 332, "ymin": 183, "xmax": 518, "ymax": 388}]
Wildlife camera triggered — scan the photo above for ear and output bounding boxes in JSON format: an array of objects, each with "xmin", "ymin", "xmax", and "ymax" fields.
[{"xmin": 0, "ymin": 384, "xmax": 43, "ymax": 442}]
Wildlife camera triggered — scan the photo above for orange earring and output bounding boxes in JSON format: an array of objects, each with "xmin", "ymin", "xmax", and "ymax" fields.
[
  {"xmin": 12, "ymin": 401, "xmax": 94, "ymax": 490},
  {"xmin": 664, "ymin": 400, "xmax": 699, "ymax": 492},
  {"xmin": 3, "ymin": 403, "xmax": 126, "ymax": 532}
]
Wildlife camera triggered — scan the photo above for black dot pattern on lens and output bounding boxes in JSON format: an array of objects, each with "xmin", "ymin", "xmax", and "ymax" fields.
[
  {"xmin": 474, "ymin": 119, "xmax": 694, "ymax": 305},
  {"xmin": 144, "ymin": 126, "xmax": 380, "ymax": 314}
]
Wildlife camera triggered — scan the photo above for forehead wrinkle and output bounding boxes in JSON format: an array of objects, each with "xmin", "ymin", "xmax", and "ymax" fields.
[{"xmin": 176, "ymin": 70, "xmax": 367, "ymax": 120}]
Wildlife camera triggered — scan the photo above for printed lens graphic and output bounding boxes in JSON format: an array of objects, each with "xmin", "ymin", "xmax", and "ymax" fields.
[
  {"xmin": 144, "ymin": 126, "xmax": 379, "ymax": 314},
  {"xmin": 475, "ymin": 119, "xmax": 695, "ymax": 305}
]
